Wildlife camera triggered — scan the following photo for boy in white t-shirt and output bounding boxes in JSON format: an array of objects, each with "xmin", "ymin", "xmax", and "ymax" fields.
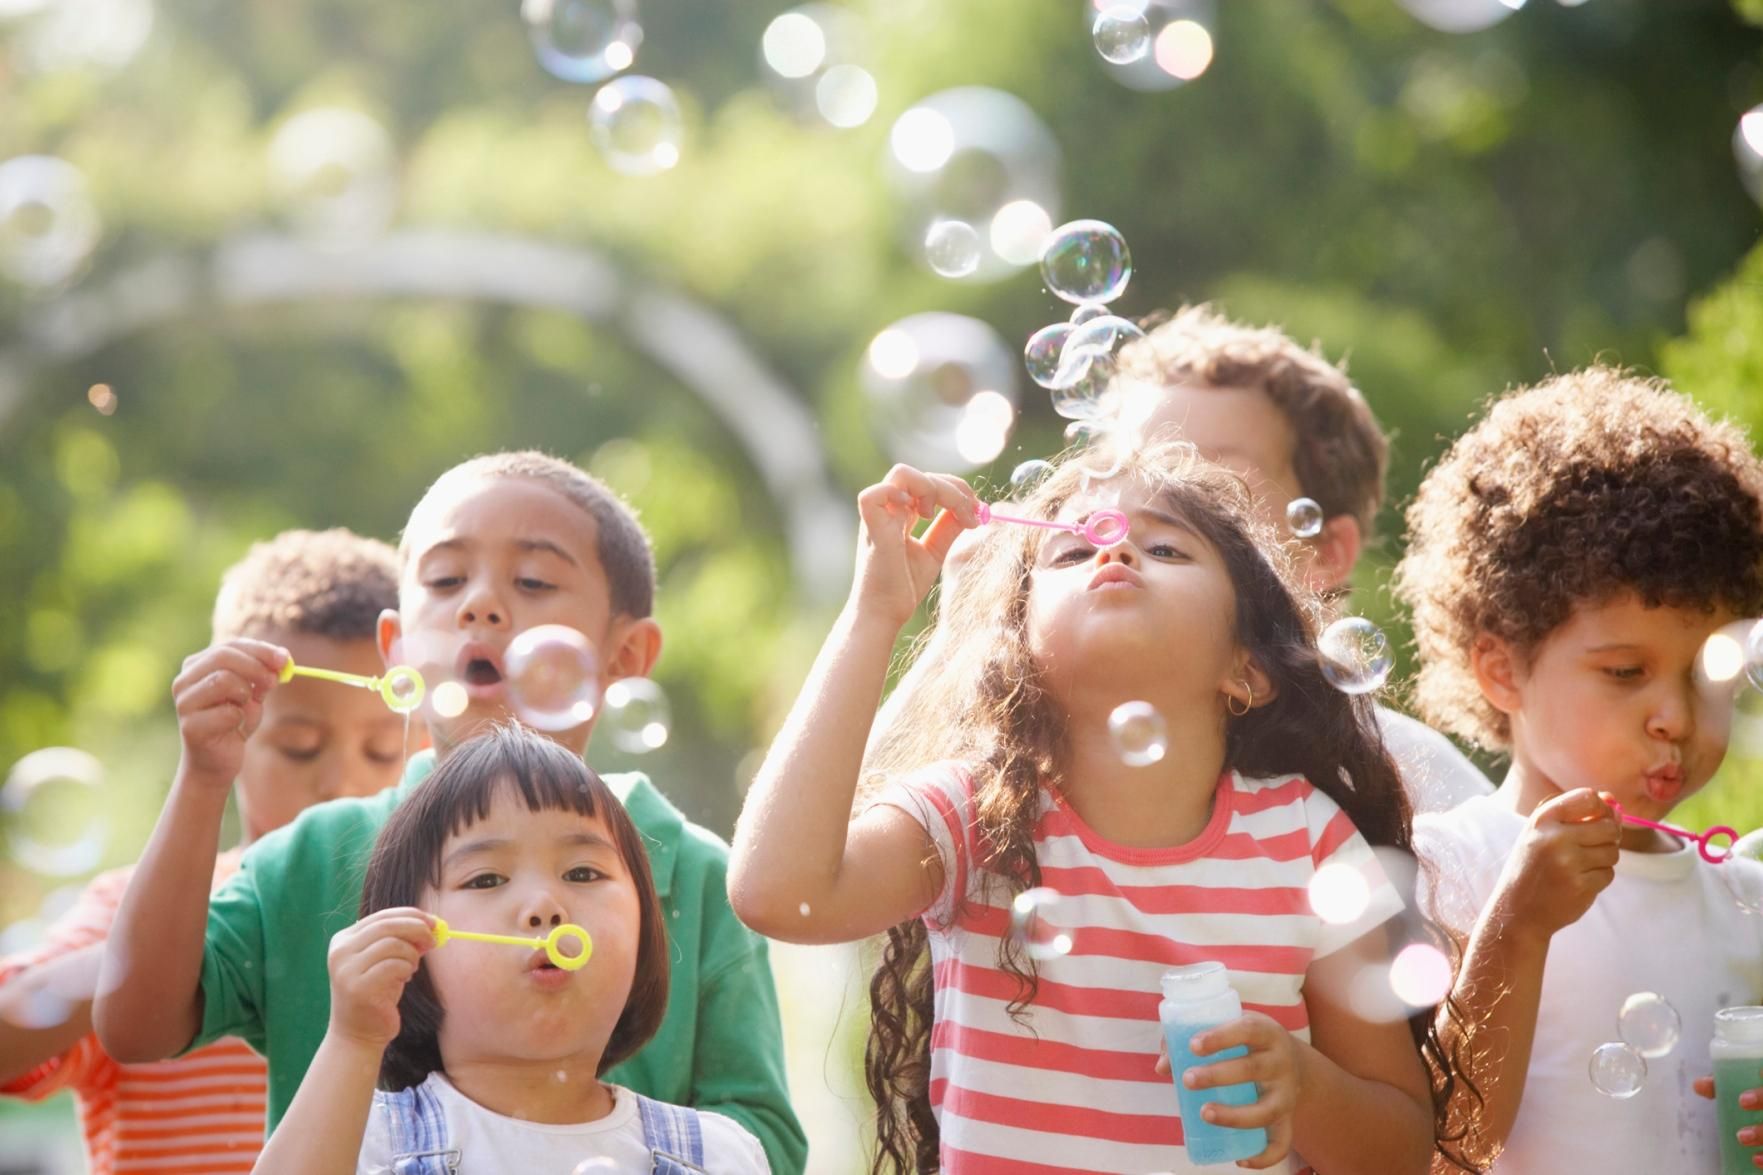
[{"xmin": 1394, "ymin": 365, "xmax": 1763, "ymax": 1172}]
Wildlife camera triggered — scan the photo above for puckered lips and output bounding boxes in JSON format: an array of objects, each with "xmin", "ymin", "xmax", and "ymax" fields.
[
  {"xmin": 1087, "ymin": 563, "xmax": 1143, "ymax": 593},
  {"xmin": 1642, "ymin": 762, "xmax": 1685, "ymax": 806},
  {"xmin": 456, "ymin": 642, "xmax": 506, "ymax": 701}
]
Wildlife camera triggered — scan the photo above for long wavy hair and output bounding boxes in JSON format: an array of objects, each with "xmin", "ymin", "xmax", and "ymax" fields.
[{"xmin": 859, "ymin": 440, "xmax": 1479, "ymax": 1172}]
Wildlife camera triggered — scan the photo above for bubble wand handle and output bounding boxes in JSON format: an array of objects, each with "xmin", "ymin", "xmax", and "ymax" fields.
[
  {"xmin": 276, "ymin": 658, "xmax": 426, "ymax": 713},
  {"xmin": 1609, "ymin": 801, "xmax": 1736, "ymax": 865},
  {"xmin": 976, "ymin": 503, "xmax": 1130, "ymax": 547},
  {"xmin": 279, "ymin": 662, "xmax": 375, "ymax": 689},
  {"xmin": 430, "ymin": 917, "xmax": 593, "ymax": 971}
]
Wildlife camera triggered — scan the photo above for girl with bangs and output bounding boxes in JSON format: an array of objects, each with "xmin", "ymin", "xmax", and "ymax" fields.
[
  {"xmin": 254, "ymin": 723, "xmax": 770, "ymax": 1174},
  {"xmin": 731, "ymin": 443, "xmax": 1465, "ymax": 1174}
]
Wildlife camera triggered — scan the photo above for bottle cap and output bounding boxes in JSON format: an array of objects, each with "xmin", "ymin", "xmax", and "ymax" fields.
[
  {"xmin": 1161, "ymin": 961, "xmax": 1228, "ymax": 1001},
  {"xmin": 1716, "ymin": 1006, "xmax": 1763, "ymax": 1047}
]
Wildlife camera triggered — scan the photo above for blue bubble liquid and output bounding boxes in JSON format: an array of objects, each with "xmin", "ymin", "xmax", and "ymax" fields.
[{"xmin": 1164, "ymin": 1018, "xmax": 1267, "ymax": 1166}]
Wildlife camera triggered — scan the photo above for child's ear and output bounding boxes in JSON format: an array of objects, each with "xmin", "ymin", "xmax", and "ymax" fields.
[
  {"xmin": 1306, "ymin": 514, "xmax": 1362, "ymax": 596},
  {"xmin": 1227, "ymin": 655, "xmax": 1278, "ymax": 710},
  {"xmin": 604, "ymin": 616, "xmax": 663, "ymax": 682},
  {"xmin": 1470, "ymin": 632, "xmax": 1523, "ymax": 716},
  {"xmin": 377, "ymin": 609, "xmax": 402, "ymax": 670}
]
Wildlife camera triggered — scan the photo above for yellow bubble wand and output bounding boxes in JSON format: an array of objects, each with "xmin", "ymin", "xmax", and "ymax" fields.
[
  {"xmin": 277, "ymin": 658, "xmax": 427, "ymax": 714},
  {"xmin": 431, "ymin": 918, "xmax": 593, "ymax": 971}
]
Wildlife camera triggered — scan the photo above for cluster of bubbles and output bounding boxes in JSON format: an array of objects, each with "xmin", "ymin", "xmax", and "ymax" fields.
[
  {"xmin": 495, "ymin": 625, "xmax": 672, "ymax": 752},
  {"xmin": 862, "ymin": 312, "xmax": 1020, "ymax": 471},
  {"xmin": 0, "ymin": 155, "xmax": 101, "ymax": 288},
  {"xmin": 2, "ymin": 747, "xmax": 108, "ymax": 879},
  {"xmin": 1109, "ymin": 701, "xmax": 1169, "ymax": 766},
  {"xmin": 1317, "ymin": 616, "xmax": 1394, "ymax": 695},
  {"xmin": 1020, "ymin": 220, "xmax": 1141, "ymax": 430},
  {"xmin": 888, "ymin": 87, "xmax": 1062, "ymax": 280},
  {"xmin": 1008, "ymin": 887, "xmax": 1075, "ymax": 960},
  {"xmin": 518, "ymin": 0, "xmax": 682, "ymax": 176},
  {"xmin": 1088, "ymin": 0, "xmax": 1217, "ymax": 93},
  {"xmin": 760, "ymin": 5, "xmax": 878, "ymax": 130},
  {"xmin": 1588, "ymin": 991, "xmax": 1682, "ymax": 1099}
]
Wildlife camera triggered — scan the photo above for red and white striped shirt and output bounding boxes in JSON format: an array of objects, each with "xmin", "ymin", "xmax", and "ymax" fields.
[
  {"xmin": 1, "ymin": 854, "xmax": 267, "ymax": 1174},
  {"xmin": 876, "ymin": 764, "xmax": 1402, "ymax": 1175}
]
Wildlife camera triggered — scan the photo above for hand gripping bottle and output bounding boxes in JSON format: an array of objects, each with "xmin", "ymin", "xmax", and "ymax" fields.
[
  {"xmin": 1713, "ymin": 1006, "xmax": 1763, "ymax": 1174},
  {"xmin": 1161, "ymin": 962, "xmax": 1268, "ymax": 1166}
]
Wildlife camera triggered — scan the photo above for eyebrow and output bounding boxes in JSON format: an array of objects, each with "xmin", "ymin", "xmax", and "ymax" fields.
[
  {"xmin": 415, "ymin": 536, "xmax": 579, "ymax": 567},
  {"xmin": 442, "ymin": 830, "xmax": 616, "ymax": 870},
  {"xmin": 1583, "ymin": 643, "xmax": 1645, "ymax": 654}
]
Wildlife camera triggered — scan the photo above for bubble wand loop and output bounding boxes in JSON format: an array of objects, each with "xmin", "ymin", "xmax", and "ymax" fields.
[
  {"xmin": 430, "ymin": 918, "xmax": 593, "ymax": 971},
  {"xmin": 1608, "ymin": 801, "xmax": 1736, "ymax": 865},
  {"xmin": 976, "ymin": 502, "xmax": 1130, "ymax": 547},
  {"xmin": 277, "ymin": 658, "xmax": 426, "ymax": 714}
]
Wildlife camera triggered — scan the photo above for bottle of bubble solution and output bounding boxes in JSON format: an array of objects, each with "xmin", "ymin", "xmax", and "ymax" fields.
[
  {"xmin": 1161, "ymin": 962, "xmax": 1268, "ymax": 1166},
  {"xmin": 1714, "ymin": 1006, "xmax": 1763, "ymax": 1174}
]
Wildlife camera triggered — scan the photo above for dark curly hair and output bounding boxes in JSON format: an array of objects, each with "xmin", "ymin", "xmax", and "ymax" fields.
[
  {"xmin": 211, "ymin": 527, "xmax": 397, "ymax": 643},
  {"xmin": 1394, "ymin": 365, "xmax": 1763, "ymax": 750},
  {"xmin": 861, "ymin": 440, "xmax": 1477, "ymax": 1172}
]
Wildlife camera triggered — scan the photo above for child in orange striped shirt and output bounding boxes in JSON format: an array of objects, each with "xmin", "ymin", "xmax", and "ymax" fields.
[{"xmin": 0, "ymin": 528, "xmax": 409, "ymax": 1173}]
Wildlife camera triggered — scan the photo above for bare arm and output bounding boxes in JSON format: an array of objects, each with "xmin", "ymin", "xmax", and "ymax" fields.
[
  {"xmin": 1290, "ymin": 928, "xmax": 1435, "ymax": 1174},
  {"xmin": 1430, "ymin": 789, "xmax": 1617, "ymax": 1169},
  {"xmin": 0, "ymin": 944, "xmax": 100, "ymax": 1085},
  {"xmin": 728, "ymin": 465, "xmax": 980, "ymax": 943},
  {"xmin": 95, "ymin": 640, "xmax": 284, "ymax": 1062}
]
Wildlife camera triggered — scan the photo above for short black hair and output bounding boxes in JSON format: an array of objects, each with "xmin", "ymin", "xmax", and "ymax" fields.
[{"xmin": 360, "ymin": 724, "xmax": 669, "ymax": 1089}]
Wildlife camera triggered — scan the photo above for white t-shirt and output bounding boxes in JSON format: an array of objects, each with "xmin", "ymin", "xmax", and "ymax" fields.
[
  {"xmin": 1375, "ymin": 705, "xmax": 1492, "ymax": 816},
  {"xmin": 1415, "ymin": 792, "xmax": 1763, "ymax": 1173},
  {"xmin": 356, "ymin": 1075, "xmax": 770, "ymax": 1174}
]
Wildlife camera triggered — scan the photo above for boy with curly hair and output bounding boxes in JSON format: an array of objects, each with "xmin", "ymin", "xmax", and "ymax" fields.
[{"xmin": 1395, "ymin": 366, "xmax": 1763, "ymax": 1171}]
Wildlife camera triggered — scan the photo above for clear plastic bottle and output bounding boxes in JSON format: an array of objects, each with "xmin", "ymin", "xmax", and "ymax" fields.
[
  {"xmin": 1160, "ymin": 962, "xmax": 1268, "ymax": 1166},
  {"xmin": 1713, "ymin": 1006, "xmax": 1763, "ymax": 1174}
]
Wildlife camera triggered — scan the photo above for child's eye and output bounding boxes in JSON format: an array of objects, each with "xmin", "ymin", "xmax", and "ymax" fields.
[
  {"xmin": 424, "ymin": 576, "xmax": 464, "ymax": 591},
  {"xmin": 1603, "ymin": 666, "xmax": 1645, "ymax": 681},
  {"xmin": 515, "ymin": 577, "xmax": 556, "ymax": 592},
  {"xmin": 278, "ymin": 747, "xmax": 320, "ymax": 763},
  {"xmin": 564, "ymin": 866, "xmax": 604, "ymax": 883},
  {"xmin": 365, "ymin": 748, "xmax": 402, "ymax": 766},
  {"xmin": 1147, "ymin": 542, "xmax": 1184, "ymax": 559},
  {"xmin": 461, "ymin": 873, "xmax": 505, "ymax": 890},
  {"xmin": 1052, "ymin": 545, "xmax": 1094, "ymax": 564}
]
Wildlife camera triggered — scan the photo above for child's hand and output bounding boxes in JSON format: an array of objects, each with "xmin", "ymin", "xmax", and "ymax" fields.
[
  {"xmin": 326, "ymin": 908, "xmax": 434, "ymax": 1051},
  {"xmin": 851, "ymin": 464, "xmax": 982, "ymax": 630},
  {"xmin": 1494, "ymin": 788, "xmax": 1619, "ymax": 942},
  {"xmin": 1182, "ymin": 1012, "xmax": 1301, "ymax": 1170},
  {"xmin": 1695, "ymin": 1073, "xmax": 1763, "ymax": 1160},
  {"xmin": 172, "ymin": 639, "xmax": 288, "ymax": 787}
]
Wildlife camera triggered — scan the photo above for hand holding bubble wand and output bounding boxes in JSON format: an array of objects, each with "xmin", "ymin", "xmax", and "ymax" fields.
[
  {"xmin": 975, "ymin": 502, "xmax": 1131, "ymax": 547},
  {"xmin": 1608, "ymin": 800, "xmax": 1737, "ymax": 864},
  {"xmin": 430, "ymin": 918, "xmax": 593, "ymax": 970},
  {"xmin": 278, "ymin": 658, "xmax": 426, "ymax": 714}
]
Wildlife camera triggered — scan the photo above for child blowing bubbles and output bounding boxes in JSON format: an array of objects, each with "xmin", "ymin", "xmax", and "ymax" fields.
[
  {"xmin": 730, "ymin": 442, "xmax": 1450, "ymax": 1174},
  {"xmin": 1396, "ymin": 367, "xmax": 1763, "ymax": 1172},
  {"xmin": 253, "ymin": 724, "xmax": 768, "ymax": 1174}
]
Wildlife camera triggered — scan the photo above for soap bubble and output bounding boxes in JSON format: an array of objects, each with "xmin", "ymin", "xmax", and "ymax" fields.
[
  {"xmin": 924, "ymin": 219, "xmax": 982, "ymax": 278},
  {"xmin": 0, "ymin": 155, "xmax": 100, "ymax": 287},
  {"xmin": 1109, "ymin": 701, "xmax": 1168, "ymax": 767},
  {"xmin": 1307, "ymin": 862, "xmax": 1371, "ymax": 925},
  {"xmin": 1700, "ymin": 626, "xmax": 1747, "ymax": 690},
  {"xmin": 601, "ymin": 678, "xmax": 671, "ymax": 753},
  {"xmin": 1736, "ymin": 106, "xmax": 1763, "ymax": 206},
  {"xmin": 815, "ymin": 64, "xmax": 877, "ymax": 129},
  {"xmin": 1744, "ymin": 620, "xmax": 1763, "ymax": 693},
  {"xmin": 1723, "ymin": 852, "xmax": 1763, "ymax": 915},
  {"xmin": 1065, "ymin": 419, "xmax": 1107, "ymax": 448},
  {"xmin": 886, "ymin": 88, "xmax": 1063, "ymax": 281},
  {"xmin": 523, "ymin": 0, "xmax": 640, "ymax": 84},
  {"xmin": 1050, "ymin": 315, "xmax": 1145, "ymax": 421},
  {"xmin": 1093, "ymin": 5, "xmax": 1152, "ymax": 64},
  {"xmin": 1318, "ymin": 617, "xmax": 1394, "ymax": 695},
  {"xmin": 1588, "ymin": 1042, "xmax": 1647, "ymax": 1099},
  {"xmin": 1396, "ymin": 0, "xmax": 1522, "ymax": 35},
  {"xmin": 863, "ymin": 313, "xmax": 1019, "ymax": 471},
  {"xmin": 1286, "ymin": 498, "xmax": 1324, "ymax": 539},
  {"xmin": 506, "ymin": 626, "xmax": 601, "ymax": 731},
  {"xmin": 267, "ymin": 109, "xmax": 397, "ymax": 244},
  {"xmin": 1617, "ymin": 992, "xmax": 1681, "ymax": 1059},
  {"xmin": 589, "ymin": 76, "xmax": 682, "ymax": 175},
  {"xmin": 1009, "ymin": 459, "xmax": 1055, "ymax": 493},
  {"xmin": 1389, "ymin": 943, "xmax": 1453, "ymax": 1007},
  {"xmin": 1041, "ymin": 220, "xmax": 1132, "ymax": 305},
  {"xmin": 2, "ymin": 747, "xmax": 107, "ymax": 877},
  {"xmin": 1024, "ymin": 323, "xmax": 1075, "ymax": 390},
  {"xmin": 430, "ymin": 680, "xmax": 469, "ymax": 720},
  {"xmin": 1070, "ymin": 302, "xmax": 1109, "ymax": 325},
  {"xmin": 1008, "ymin": 887, "xmax": 1074, "ymax": 960}
]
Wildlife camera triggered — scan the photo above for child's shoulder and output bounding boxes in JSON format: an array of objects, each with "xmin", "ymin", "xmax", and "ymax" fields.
[
  {"xmin": 238, "ymin": 783, "xmax": 404, "ymax": 880},
  {"xmin": 1413, "ymin": 791, "xmax": 1521, "ymax": 858}
]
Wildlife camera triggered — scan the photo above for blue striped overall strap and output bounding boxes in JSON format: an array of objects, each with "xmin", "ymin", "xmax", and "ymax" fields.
[
  {"xmin": 374, "ymin": 1082, "xmax": 459, "ymax": 1174},
  {"xmin": 633, "ymin": 1093, "xmax": 709, "ymax": 1175}
]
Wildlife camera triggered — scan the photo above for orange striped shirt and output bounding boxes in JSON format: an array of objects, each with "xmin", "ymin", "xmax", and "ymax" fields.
[
  {"xmin": 876, "ymin": 764, "xmax": 1402, "ymax": 1174},
  {"xmin": 1, "ymin": 853, "xmax": 266, "ymax": 1174}
]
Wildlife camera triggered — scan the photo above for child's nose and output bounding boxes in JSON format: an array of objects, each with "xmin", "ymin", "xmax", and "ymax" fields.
[
  {"xmin": 521, "ymin": 891, "xmax": 568, "ymax": 929},
  {"xmin": 456, "ymin": 585, "xmax": 507, "ymax": 629},
  {"xmin": 1095, "ymin": 543, "xmax": 1138, "ymax": 566}
]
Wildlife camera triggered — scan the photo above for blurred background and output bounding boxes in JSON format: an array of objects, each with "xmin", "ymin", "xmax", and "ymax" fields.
[{"xmin": 2, "ymin": 0, "xmax": 1762, "ymax": 1169}]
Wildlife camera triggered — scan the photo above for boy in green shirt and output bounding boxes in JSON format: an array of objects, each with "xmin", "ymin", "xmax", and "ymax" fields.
[{"xmin": 94, "ymin": 451, "xmax": 807, "ymax": 1173}]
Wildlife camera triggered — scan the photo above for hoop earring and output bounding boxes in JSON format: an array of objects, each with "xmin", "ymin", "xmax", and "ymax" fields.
[{"xmin": 1227, "ymin": 683, "xmax": 1252, "ymax": 718}]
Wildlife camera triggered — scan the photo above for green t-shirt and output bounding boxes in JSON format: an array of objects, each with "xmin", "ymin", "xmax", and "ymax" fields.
[{"xmin": 195, "ymin": 750, "xmax": 806, "ymax": 1174}]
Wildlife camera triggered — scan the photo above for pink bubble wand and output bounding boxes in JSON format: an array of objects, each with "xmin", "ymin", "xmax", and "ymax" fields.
[
  {"xmin": 976, "ymin": 502, "xmax": 1130, "ymax": 547},
  {"xmin": 1608, "ymin": 801, "xmax": 1736, "ymax": 864}
]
